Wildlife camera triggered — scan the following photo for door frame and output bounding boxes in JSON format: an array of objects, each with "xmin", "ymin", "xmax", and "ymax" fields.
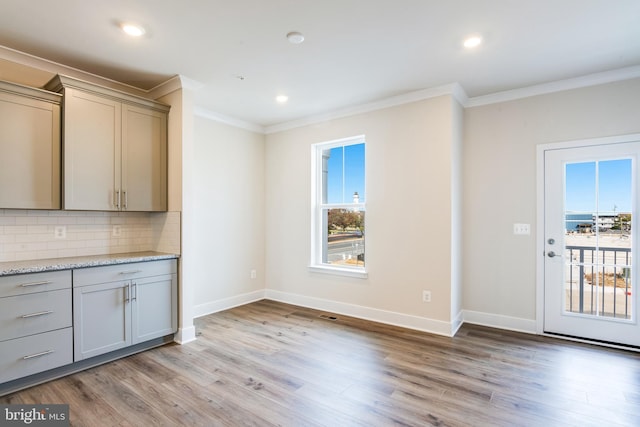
[{"xmin": 536, "ymin": 133, "xmax": 640, "ymax": 342}]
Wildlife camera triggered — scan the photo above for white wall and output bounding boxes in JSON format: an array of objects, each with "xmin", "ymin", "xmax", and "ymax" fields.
[
  {"xmin": 462, "ymin": 78, "xmax": 640, "ymax": 330},
  {"xmin": 264, "ymin": 95, "xmax": 461, "ymax": 334},
  {"xmin": 191, "ymin": 116, "xmax": 266, "ymax": 317},
  {"xmin": 450, "ymin": 98, "xmax": 464, "ymax": 331}
]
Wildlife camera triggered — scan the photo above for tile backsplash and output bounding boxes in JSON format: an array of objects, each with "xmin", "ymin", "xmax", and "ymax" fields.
[{"xmin": 0, "ymin": 209, "xmax": 181, "ymax": 262}]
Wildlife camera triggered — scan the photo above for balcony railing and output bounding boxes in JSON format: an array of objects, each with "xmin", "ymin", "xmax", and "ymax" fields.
[{"xmin": 565, "ymin": 245, "xmax": 632, "ymax": 319}]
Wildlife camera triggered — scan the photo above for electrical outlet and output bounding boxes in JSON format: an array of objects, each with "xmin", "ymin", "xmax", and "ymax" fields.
[
  {"xmin": 250, "ymin": 269, "xmax": 257, "ymax": 279},
  {"xmin": 54, "ymin": 226, "xmax": 66, "ymax": 239},
  {"xmin": 112, "ymin": 225, "xmax": 122, "ymax": 237},
  {"xmin": 513, "ymin": 223, "xmax": 530, "ymax": 235},
  {"xmin": 422, "ymin": 290, "xmax": 431, "ymax": 303}
]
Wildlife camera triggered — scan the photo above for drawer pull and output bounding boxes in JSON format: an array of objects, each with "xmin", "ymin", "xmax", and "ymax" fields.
[
  {"xmin": 19, "ymin": 280, "xmax": 52, "ymax": 288},
  {"xmin": 119, "ymin": 270, "xmax": 142, "ymax": 275},
  {"xmin": 20, "ymin": 310, "xmax": 54, "ymax": 319},
  {"xmin": 23, "ymin": 349, "xmax": 55, "ymax": 360}
]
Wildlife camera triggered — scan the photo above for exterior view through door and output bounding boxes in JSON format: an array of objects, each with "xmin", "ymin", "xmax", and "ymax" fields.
[{"xmin": 543, "ymin": 137, "xmax": 640, "ymax": 348}]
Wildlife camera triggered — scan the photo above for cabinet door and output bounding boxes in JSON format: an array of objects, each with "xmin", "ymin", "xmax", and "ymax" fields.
[
  {"xmin": 0, "ymin": 90, "xmax": 60, "ymax": 209},
  {"xmin": 131, "ymin": 274, "xmax": 177, "ymax": 344},
  {"xmin": 122, "ymin": 104, "xmax": 167, "ymax": 212},
  {"xmin": 73, "ymin": 281, "xmax": 131, "ymax": 360},
  {"xmin": 63, "ymin": 88, "xmax": 121, "ymax": 210}
]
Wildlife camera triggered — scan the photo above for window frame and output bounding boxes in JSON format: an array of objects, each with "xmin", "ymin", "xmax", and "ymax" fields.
[{"xmin": 310, "ymin": 135, "xmax": 368, "ymax": 279}]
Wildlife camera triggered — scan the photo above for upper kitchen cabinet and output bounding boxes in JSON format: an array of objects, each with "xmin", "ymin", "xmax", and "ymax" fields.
[
  {"xmin": 45, "ymin": 75, "xmax": 169, "ymax": 212},
  {"xmin": 0, "ymin": 81, "xmax": 61, "ymax": 209}
]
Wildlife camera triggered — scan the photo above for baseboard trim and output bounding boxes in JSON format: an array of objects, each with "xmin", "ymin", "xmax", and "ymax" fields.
[
  {"xmin": 193, "ymin": 290, "xmax": 266, "ymax": 319},
  {"xmin": 462, "ymin": 310, "xmax": 536, "ymax": 334},
  {"xmin": 174, "ymin": 325, "xmax": 197, "ymax": 345},
  {"xmin": 451, "ymin": 310, "xmax": 464, "ymax": 336},
  {"xmin": 264, "ymin": 290, "xmax": 456, "ymax": 337},
  {"xmin": 189, "ymin": 292, "xmax": 538, "ymax": 338}
]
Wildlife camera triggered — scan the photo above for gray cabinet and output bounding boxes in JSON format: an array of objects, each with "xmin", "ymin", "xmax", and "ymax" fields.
[
  {"xmin": 131, "ymin": 273, "xmax": 178, "ymax": 344},
  {"xmin": 73, "ymin": 280, "xmax": 131, "ymax": 360},
  {"xmin": 0, "ymin": 80, "xmax": 61, "ymax": 209},
  {"xmin": 0, "ymin": 271, "xmax": 73, "ymax": 384},
  {"xmin": 73, "ymin": 259, "xmax": 177, "ymax": 361},
  {"xmin": 45, "ymin": 75, "xmax": 169, "ymax": 212}
]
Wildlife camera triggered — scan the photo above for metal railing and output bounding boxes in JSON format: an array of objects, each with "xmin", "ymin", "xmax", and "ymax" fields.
[{"xmin": 565, "ymin": 245, "xmax": 632, "ymax": 319}]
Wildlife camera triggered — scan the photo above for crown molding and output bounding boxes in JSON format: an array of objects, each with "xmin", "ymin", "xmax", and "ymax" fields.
[
  {"xmin": 179, "ymin": 75, "xmax": 205, "ymax": 92},
  {"xmin": 0, "ymin": 44, "xmax": 154, "ymax": 97},
  {"xmin": 146, "ymin": 75, "xmax": 182, "ymax": 99},
  {"xmin": 194, "ymin": 106, "xmax": 265, "ymax": 134},
  {"xmin": 5, "ymin": 43, "xmax": 638, "ymax": 134},
  {"xmin": 265, "ymin": 83, "xmax": 467, "ymax": 134},
  {"xmin": 466, "ymin": 65, "xmax": 640, "ymax": 108}
]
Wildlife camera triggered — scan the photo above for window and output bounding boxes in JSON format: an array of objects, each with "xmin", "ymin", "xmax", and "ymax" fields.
[{"xmin": 311, "ymin": 136, "xmax": 366, "ymax": 278}]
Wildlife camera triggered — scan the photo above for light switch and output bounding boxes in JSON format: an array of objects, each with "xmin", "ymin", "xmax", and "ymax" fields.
[{"xmin": 513, "ymin": 223, "xmax": 530, "ymax": 235}]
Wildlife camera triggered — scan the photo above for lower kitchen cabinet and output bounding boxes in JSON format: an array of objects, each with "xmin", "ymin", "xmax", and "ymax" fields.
[
  {"xmin": 132, "ymin": 273, "xmax": 177, "ymax": 344},
  {"xmin": 0, "ymin": 329, "xmax": 73, "ymax": 384},
  {"xmin": 0, "ymin": 271, "xmax": 73, "ymax": 384},
  {"xmin": 0, "ymin": 257, "xmax": 178, "ymax": 394},
  {"xmin": 73, "ymin": 280, "xmax": 131, "ymax": 360},
  {"xmin": 73, "ymin": 259, "xmax": 177, "ymax": 361}
]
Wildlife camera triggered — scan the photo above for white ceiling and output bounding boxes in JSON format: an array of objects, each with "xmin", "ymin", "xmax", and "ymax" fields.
[{"xmin": 1, "ymin": 0, "xmax": 639, "ymax": 128}]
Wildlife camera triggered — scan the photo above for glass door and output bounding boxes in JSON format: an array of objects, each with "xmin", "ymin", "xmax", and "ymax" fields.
[{"xmin": 544, "ymin": 142, "xmax": 639, "ymax": 346}]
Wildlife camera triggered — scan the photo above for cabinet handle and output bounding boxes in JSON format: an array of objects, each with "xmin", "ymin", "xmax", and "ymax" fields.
[
  {"xmin": 119, "ymin": 270, "xmax": 142, "ymax": 275},
  {"xmin": 23, "ymin": 350, "xmax": 55, "ymax": 360},
  {"xmin": 123, "ymin": 191, "xmax": 128, "ymax": 210},
  {"xmin": 19, "ymin": 280, "xmax": 52, "ymax": 288},
  {"xmin": 20, "ymin": 310, "xmax": 53, "ymax": 319},
  {"xmin": 132, "ymin": 282, "xmax": 137, "ymax": 301},
  {"xmin": 124, "ymin": 285, "xmax": 130, "ymax": 303},
  {"xmin": 116, "ymin": 190, "xmax": 121, "ymax": 210}
]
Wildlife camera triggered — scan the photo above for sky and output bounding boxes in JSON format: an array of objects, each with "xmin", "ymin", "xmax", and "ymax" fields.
[
  {"xmin": 565, "ymin": 158, "xmax": 632, "ymax": 213},
  {"xmin": 326, "ymin": 143, "xmax": 365, "ymax": 204}
]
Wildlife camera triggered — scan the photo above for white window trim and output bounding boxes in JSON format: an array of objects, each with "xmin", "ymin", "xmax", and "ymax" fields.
[{"xmin": 310, "ymin": 135, "xmax": 367, "ymax": 279}]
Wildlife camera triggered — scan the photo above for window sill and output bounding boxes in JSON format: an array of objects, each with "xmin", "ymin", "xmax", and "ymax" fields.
[{"xmin": 308, "ymin": 265, "xmax": 368, "ymax": 279}]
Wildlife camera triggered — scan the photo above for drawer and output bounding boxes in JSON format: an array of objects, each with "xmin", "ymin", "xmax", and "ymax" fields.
[
  {"xmin": 73, "ymin": 259, "xmax": 177, "ymax": 287},
  {"xmin": 0, "ymin": 289, "xmax": 72, "ymax": 342},
  {"xmin": 0, "ymin": 327, "xmax": 73, "ymax": 384},
  {"xmin": 0, "ymin": 270, "xmax": 71, "ymax": 298}
]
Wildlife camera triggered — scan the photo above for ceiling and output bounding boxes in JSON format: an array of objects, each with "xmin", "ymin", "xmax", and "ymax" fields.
[{"xmin": 1, "ymin": 0, "xmax": 639, "ymax": 128}]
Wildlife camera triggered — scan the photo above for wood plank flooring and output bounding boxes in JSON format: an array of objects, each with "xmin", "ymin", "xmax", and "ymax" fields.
[{"xmin": 2, "ymin": 300, "xmax": 640, "ymax": 426}]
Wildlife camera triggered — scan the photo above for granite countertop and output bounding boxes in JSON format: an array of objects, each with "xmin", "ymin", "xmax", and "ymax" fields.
[{"xmin": 0, "ymin": 251, "xmax": 179, "ymax": 277}]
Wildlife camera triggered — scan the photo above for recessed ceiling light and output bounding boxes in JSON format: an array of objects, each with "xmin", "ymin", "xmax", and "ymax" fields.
[
  {"xmin": 121, "ymin": 23, "xmax": 146, "ymax": 37},
  {"xmin": 463, "ymin": 35, "xmax": 482, "ymax": 49},
  {"xmin": 275, "ymin": 95, "xmax": 289, "ymax": 103},
  {"xmin": 286, "ymin": 31, "xmax": 305, "ymax": 44}
]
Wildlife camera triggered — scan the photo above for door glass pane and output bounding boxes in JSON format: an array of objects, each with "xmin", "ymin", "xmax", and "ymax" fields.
[{"xmin": 564, "ymin": 159, "xmax": 633, "ymax": 319}]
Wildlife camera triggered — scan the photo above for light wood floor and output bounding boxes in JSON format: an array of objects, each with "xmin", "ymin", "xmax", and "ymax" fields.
[{"xmin": 3, "ymin": 300, "xmax": 640, "ymax": 426}]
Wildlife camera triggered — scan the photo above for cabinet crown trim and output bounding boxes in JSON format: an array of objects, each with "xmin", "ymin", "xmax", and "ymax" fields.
[
  {"xmin": 0, "ymin": 80, "xmax": 62, "ymax": 104},
  {"xmin": 45, "ymin": 75, "xmax": 170, "ymax": 113}
]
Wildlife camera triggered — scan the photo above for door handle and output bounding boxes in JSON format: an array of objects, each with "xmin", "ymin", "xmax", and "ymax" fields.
[
  {"xmin": 547, "ymin": 251, "xmax": 560, "ymax": 258},
  {"xmin": 19, "ymin": 280, "xmax": 52, "ymax": 288},
  {"xmin": 23, "ymin": 350, "xmax": 55, "ymax": 360},
  {"xmin": 20, "ymin": 310, "xmax": 54, "ymax": 319},
  {"xmin": 119, "ymin": 270, "xmax": 142, "ymax": 275}
]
